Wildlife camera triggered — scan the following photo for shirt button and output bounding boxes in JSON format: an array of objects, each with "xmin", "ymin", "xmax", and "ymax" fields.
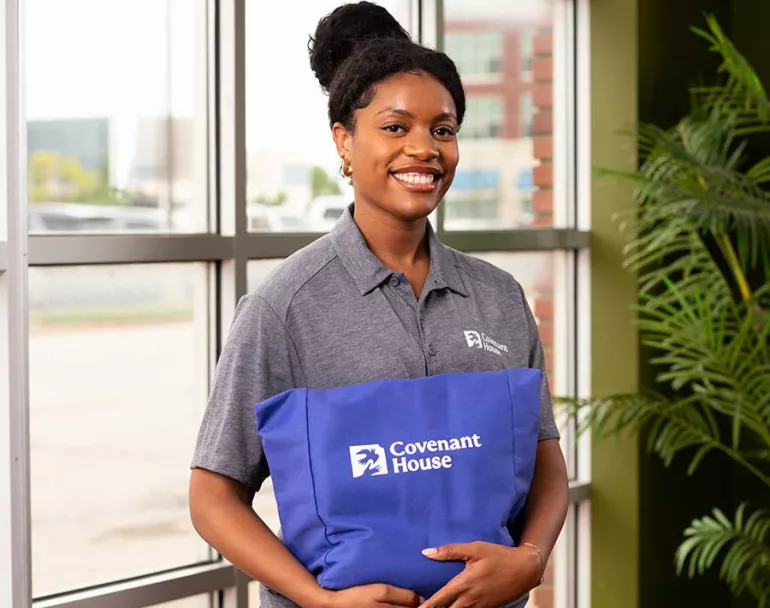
[
  {"xmin": 427, "ymin": 345, "xmax": 437, "ymax": 356},
  {"xmin": 390, "ymin": 277, "xmax": 399, "ymax": 287}
]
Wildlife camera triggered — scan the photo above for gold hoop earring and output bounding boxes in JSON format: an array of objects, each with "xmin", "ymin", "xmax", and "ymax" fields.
[{"xmin": 342, "ymin": 158, "xmax": 353, "ymax": 178}]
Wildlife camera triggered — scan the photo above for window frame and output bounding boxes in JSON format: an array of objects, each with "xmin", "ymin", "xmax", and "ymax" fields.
[{"xmin": 0, "ymin": 1, "xmax": 593, "ymax": 607}]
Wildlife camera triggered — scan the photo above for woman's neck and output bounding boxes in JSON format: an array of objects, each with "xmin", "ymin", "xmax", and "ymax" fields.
[{"xmin": 352, "ymin": 202, "xmax": 430, "ymax": 272}]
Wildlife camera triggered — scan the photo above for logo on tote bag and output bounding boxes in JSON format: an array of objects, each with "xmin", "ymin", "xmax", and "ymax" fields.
[
  {"xmin": 349, "ymin": 435, "xmax": 483, "ymax": 478},
  {"xmin": 349, "ymin": 445, "xmax": 389, "ymax": 477}
]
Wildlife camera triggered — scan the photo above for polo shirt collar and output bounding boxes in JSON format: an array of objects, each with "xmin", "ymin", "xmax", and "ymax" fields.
[{"xmin": 331, "ymin": 204, "xmax": 469, "ymax": 297}]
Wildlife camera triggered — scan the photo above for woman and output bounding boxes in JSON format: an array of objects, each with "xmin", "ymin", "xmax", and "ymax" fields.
[{"xmin": 189, "ymin": 3, "xmax": 569, "ymax": 607}]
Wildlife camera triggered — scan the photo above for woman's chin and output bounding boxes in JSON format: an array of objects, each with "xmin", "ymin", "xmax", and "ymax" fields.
[
  {"xmin": 354, "ymin": 189, "xmax": 444, "ymax": 223},
  {"xmin": 387, "ymin": 195, "xmax": 442, "ymax": 222}
]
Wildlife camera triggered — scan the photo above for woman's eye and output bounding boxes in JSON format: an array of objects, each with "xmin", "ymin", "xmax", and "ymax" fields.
[
  {"xmin": 434, "ymin": 127, "xmax": 456, "ymax": 137},
  {"xmin": 382, "ymin": 124, "xmax": 405, "ymax": 133}
]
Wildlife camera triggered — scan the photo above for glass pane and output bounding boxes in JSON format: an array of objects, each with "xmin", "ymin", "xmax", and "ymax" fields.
[
  {"xmin": 442, "ymin": 0, "xmax": 565, "ymax": 229},
  {"xmin": 245, "ymin": 1, "xmax": 413, "ymax": 233},
  {"xmin": 26, "ymin": 0, "xmax": 208, "ymax": 234},
  {"xmin": 470, "ymin": 251, "xmax": 576, "ymax": 478},
  {"xmin": 29, "ymin": 264, "xmax": 211, "ymax": 597}
]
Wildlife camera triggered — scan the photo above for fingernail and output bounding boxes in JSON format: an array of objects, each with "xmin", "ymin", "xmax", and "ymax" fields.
[{"xmin": 422, "ymin": 548, "xmax": 437, "ymax": 556}]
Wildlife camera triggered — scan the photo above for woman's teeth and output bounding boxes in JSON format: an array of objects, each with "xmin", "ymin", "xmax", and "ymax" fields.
[{"xmin": 392, "ymin": 172, "xmax": 436, "ymax": 185}]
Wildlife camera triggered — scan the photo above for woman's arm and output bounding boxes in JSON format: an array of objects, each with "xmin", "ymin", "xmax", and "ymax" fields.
[
  {"xmin": 189, "ymin": 468, "xmax": 423, "ymax": 608},
  {"xmin": 190, "ymin": 468, "xmax": 329, "ymax": 608},
  {"xmin": 519, "ymin": 438, "xmax": 570, "ymax": 570}
]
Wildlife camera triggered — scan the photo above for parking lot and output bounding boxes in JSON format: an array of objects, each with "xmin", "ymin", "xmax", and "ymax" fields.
[{"xmin": 29, "ymin": 319, "xmax": 280, "ymax": 601}]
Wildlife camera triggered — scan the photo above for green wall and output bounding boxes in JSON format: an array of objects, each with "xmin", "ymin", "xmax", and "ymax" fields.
[{"xmin": 589, "ymin": 0, "xmax": 639, "ymax": 607}]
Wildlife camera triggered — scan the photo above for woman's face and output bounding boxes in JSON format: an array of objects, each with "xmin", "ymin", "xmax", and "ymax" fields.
[{"xmin": 333, "ymin": 71, "xmax": 460, "ymax": 223}]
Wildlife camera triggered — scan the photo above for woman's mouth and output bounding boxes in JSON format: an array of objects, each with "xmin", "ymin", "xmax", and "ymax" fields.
[{"xmin": 390, "ymin": 171, "xmax": 440, "ymax": 192}]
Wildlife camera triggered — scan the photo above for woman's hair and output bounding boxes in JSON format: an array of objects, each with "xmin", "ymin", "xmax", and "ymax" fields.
[{"xmin": 308, "ymin": 1, "xmax": 465, "ymax": 131}]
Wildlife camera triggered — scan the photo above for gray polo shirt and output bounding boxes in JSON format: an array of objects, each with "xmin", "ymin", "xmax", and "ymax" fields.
[{"xmin": 191, "ymin": 204, "xmax": 559, "ymax": 608}]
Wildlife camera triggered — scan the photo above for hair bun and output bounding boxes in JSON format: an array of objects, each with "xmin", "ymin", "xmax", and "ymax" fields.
[{"xmin": 309, "ymin": 1, "xmax": 411, "ymax": 91}]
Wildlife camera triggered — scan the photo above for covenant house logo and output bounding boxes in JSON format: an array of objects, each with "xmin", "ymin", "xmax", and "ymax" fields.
[
  {"xmin": 464, "ymin": 330, "xmax": 509, "ymax": 356},
  {"xmin": 349, "ymin": 434, "xmax": 483, "ymax": 477}
]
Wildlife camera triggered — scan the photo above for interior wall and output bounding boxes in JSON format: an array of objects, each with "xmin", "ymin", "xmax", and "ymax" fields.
[{"xmin": 588, "ymin": 0, "xmax": 640, "ymax": 605}]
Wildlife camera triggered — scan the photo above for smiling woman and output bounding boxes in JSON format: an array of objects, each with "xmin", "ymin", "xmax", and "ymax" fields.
[
  {"xmin": 189, "ymin": 3, "xmax": 568, "ymax": 608},
  {"xmin": 313, "ymin": 4, "xmax": 465, "ymax": 224},
  {"xmin": 332, "ymin": 73, "xmax": 459, "ymax": 213}
]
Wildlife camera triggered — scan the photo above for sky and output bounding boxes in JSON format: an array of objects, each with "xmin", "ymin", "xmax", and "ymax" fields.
[
  {"xmin": 24, "ymin": 0, "xmax": 409, "ymax": 170},
  {"xmin": 24, "ymin": 0, "xmax": 550, "ymax": 178}
]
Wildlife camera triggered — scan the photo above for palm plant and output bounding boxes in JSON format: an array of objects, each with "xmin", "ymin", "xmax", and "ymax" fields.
[{"xmin": 560, "ymin": 15, "xmax": 770, "ymax": 604}]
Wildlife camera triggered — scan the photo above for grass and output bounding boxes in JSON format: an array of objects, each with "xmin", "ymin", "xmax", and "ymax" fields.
[{"xmin": 29, "ymin": 303, "xmax": 195, "ymax": 330}]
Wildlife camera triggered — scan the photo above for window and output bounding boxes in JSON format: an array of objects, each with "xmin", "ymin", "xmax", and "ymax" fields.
[
  {"xmin": 4, "ymin": 2, "xmax": 590, "ymax": 608},
  {"xmin": 521, "ymin": 31, "xmax": 534, "ymax": 82},
  {"xmin": 461, "ymin": 95, "xmax": 504, "ymax": 139},
  {"xmin": 444, "ymin": 32, "xmax": 504, "ymax": 80},
  {"xmin": 26, "ymin": 0, "xmax": 208, "ymax": 234},
  {"xmin": 521, "ymin": 91, "xmax": 535, "ymax": 136},
  {"xmin": 28, "ymin": 264, "xmax": 211, "ymax": 596},
  {"xmin": 441, "ymin": 0, "xmax": 567, "ymax": 229},
  {"xmin": 245, "ymin": 1, "xmax": 413, "ymax": 233}
]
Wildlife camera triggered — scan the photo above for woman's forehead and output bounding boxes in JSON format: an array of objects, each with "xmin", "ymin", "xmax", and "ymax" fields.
[{"xmin": 366, "ymin": 72, "xmax": 457, "ymax": 119}]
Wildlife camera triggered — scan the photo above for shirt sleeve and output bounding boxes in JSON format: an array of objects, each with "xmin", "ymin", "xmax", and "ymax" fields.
[
  {"xmin": 517, "ymin": 281, "xmax": 561, "ymax": 442},
  {"xmin": 190, "ymin": 293, "xmax": 304, "ymax": 492}
]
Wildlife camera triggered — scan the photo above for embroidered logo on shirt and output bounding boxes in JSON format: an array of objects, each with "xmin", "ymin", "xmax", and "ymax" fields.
[
  {"xmin": 463, "ymin": 330, "xmax": 509, "ymax": 356},
  {"xmin": 349, "ymin": 444, "xmax": 389, "ymax": 477},
  {"xmin": 464, "ymin": 330, "xmax": 483, "ymax": 348}
]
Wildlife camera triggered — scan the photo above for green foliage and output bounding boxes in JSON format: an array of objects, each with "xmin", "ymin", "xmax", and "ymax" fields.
[
  {"xmin": 28, "ymin": 151, "xmax": 131, "ymax": 205},
  {"xmin": 676, "ymin": 504, "xmax": 770, "ymax": 604},
  {"xmin": 310, "ymin": 165, "xmax": 341, "ymax": 198},
  {"xmin": 559, "ymin": 15, "xmax": 770, "ymax": 603},
  {"xmin": 252, "ymin": 191, "xmax": 288, "ymax": 206}
]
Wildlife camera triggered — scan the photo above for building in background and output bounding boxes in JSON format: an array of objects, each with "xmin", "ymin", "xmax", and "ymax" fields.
[{"xmin": 443, "ymin": 16, "xmax": 554, "ymax": 230}]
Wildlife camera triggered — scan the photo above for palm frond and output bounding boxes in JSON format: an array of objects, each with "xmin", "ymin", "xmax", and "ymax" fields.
[
  {"xmin": 747, "ymin": 158, "xmax": 770, "ymax": 186},
  {"xmin": 635, "ymin": 278, "xmax": 770, "ymax": 452},
  {"xmin": 676, "ymin": 504, "xmax": 770, "ymax": 604},
  {"xmin": 631, "ymin": 118, "xmax": 770, "ymax": 273},
  {"xmin": 694, "ymin": 15, "xmax": 770, "ymax": 108}
]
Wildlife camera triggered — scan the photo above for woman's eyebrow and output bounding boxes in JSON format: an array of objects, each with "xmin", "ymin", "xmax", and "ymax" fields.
[
  {"xmin": 376, "ymin": 108, "xmax": 458, "ymax": 122},
  {"xmin": 376, "ymin": 108, "xmax": 416, "ymax": 118}
]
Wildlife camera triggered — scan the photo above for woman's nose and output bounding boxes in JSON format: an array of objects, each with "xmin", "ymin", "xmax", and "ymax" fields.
[{"xmin": 403, "ymin": 130, "xmax": 439, "ymax": 160}]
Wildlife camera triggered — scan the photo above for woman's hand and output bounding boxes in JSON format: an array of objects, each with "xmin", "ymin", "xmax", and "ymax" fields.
[
  {"xmin": 317, "ymin": 583, "xmax": 423, "ymax": 608},
  {"xmin": 419, "ymin": 541, "xmax": 543, "ymax": 608}
]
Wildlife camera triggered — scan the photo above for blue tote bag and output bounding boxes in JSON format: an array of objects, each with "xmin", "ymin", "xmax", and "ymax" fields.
[{"xmin": 255, "ymin": 368, "xmax": 542, "ymax": 598}]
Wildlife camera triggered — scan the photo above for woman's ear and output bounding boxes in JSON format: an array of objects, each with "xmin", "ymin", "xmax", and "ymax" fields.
[{"xmin": 332, "ymin": 122, "xmax": 352, "ymax": 161}]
